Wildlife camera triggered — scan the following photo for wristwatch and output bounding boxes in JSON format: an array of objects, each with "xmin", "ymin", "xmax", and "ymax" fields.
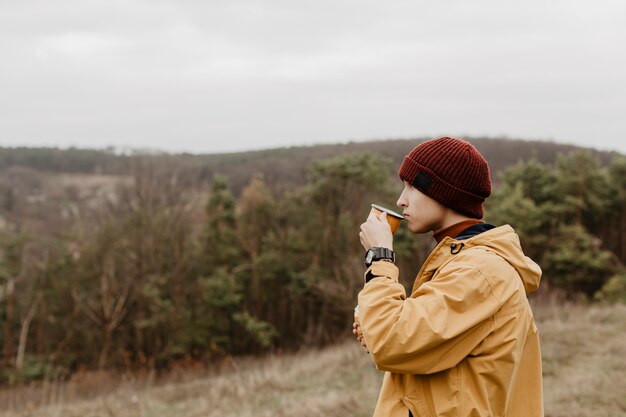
[{"xmin": 364, "ymin": 247, "xmax": 395, "ymax": 268}]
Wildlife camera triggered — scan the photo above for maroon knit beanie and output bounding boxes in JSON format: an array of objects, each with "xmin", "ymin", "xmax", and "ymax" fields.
[{"xmin": 398, "ymin": 137, "xmax": 491, "ymax": 219}]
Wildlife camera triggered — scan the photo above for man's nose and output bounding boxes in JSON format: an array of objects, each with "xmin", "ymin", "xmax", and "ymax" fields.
[{"xmin": 396, "ymin": 191, "xmax": 407, "ymax": 208}]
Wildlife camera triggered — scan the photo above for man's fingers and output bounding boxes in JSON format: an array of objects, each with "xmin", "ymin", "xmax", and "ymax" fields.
[{"xmin": 368, "ymin": 211, "xmax": 387, "ymax": 223}]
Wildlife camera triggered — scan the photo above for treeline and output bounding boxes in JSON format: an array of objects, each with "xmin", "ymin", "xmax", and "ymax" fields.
[
  {"xmin": 0, "ymin": 147, "xmax": 132, "ymax": 175},
  {"xmin": 485, "ymin": 151, "xmax": 626, "ymax": 300},
  {"xmin": 0, "ymin": 145, "xmax": 625, "ymax": 386}
]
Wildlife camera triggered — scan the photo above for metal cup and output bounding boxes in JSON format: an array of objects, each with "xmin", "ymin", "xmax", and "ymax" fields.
[{"xmin": 369, "ymin": 203, "xmax": 404, "ymax": 234}]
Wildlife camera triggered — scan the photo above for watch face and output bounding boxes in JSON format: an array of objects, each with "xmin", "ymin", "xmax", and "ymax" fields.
[{"xmin": 365, "ymin": 250, "xmax": 374, "ymax": 264}]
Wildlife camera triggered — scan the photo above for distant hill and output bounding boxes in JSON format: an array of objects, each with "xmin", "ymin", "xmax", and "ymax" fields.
[
  {"xmin": 193, "ymin": 137, "xmax": 621, "ymax": 195},
  {"xmin": 0, "ymin": 137, "xmax": 621, "ymax": 196}
]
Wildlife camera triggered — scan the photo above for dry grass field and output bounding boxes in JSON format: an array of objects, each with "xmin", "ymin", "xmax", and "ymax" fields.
[{"xmin": 1, "ymin": 301, "xmax": 625, "ymax": 417}]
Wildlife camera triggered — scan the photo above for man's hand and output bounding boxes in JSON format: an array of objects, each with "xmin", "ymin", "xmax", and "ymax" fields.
[
  {"xmin": 359, "ymin": 211, "xmax": 393, "ymax": 251},
  {"xmin": 353, "ymin": 307, "xmax": 369, "ymax": 353},
  {"xmin": 353, "ymin": 321, "xmax": 369, "ymax": 353}
]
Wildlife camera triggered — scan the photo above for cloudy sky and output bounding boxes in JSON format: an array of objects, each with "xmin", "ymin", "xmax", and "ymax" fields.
[{"xmin": 1, "ymin": 0, "xmax": 625, "ymax": 154}]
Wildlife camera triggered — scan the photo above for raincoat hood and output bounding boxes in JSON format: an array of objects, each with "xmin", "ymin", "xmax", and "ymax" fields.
[{"xmin": 462, "ymin": 224, "xmax": 542, "ymax": 293}]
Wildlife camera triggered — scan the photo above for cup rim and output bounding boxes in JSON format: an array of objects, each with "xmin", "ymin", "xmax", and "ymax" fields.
[{"xmin": 371, "ymin": 203, "xmax": 404, "ymax": 220}]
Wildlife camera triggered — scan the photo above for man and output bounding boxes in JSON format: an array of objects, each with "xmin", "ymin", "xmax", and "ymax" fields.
[{"xmin": 355, "ymin": 137, "xmax": 543, "ymax": 417}]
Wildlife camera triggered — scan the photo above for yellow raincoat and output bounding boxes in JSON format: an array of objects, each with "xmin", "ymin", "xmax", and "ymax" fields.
[{"xmin": 358, "ymin": 225, "xmax": 543, "ymax": 417}]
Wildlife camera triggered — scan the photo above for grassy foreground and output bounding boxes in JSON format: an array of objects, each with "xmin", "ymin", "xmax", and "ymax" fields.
[{"xmin": 1, "ymin": 302, "xmax": 625, "ymax": 417}]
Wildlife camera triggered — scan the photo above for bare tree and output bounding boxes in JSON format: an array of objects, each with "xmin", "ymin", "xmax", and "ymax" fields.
[
  {"xmin": 15, "ymin": 292, "xmax": 42, "ymax": 370},
  {"xmin": 72, "ymin": 254, "xmax": 131, "ymax": 369}
]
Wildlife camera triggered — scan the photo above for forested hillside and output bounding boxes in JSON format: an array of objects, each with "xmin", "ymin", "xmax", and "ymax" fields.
[
  {"xmin": 0, "ymin": 137, "xmax": 625, "ymax": 386},
  {"xmin": 0, "ymin": 137, "xmax": 618, "ymax": 195}
]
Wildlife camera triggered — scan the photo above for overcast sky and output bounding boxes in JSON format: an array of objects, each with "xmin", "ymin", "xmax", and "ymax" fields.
[{"xmin": 1, "ymin": 0, "xmax": 625, "ymax": 155}]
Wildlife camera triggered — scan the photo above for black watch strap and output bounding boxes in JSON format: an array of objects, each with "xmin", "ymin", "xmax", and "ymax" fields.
[{"xmin": 364, "ymin": 247, "xmax": 395, "ymax": 268}]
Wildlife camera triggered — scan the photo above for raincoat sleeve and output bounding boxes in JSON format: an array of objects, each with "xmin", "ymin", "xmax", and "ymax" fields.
[{"xmin": 357, "ymin": 256, "xmax": 509, "ymax": 374}]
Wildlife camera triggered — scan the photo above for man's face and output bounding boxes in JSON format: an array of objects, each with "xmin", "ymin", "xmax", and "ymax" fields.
[{"xmin": 396, "ymin": 181, "xmax": 448, "ymax": 234}]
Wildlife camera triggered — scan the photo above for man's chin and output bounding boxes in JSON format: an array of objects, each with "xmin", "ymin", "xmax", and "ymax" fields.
[{"xmin": 408, "ymin": 224, "xmax": 430, "ymax": 235}]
